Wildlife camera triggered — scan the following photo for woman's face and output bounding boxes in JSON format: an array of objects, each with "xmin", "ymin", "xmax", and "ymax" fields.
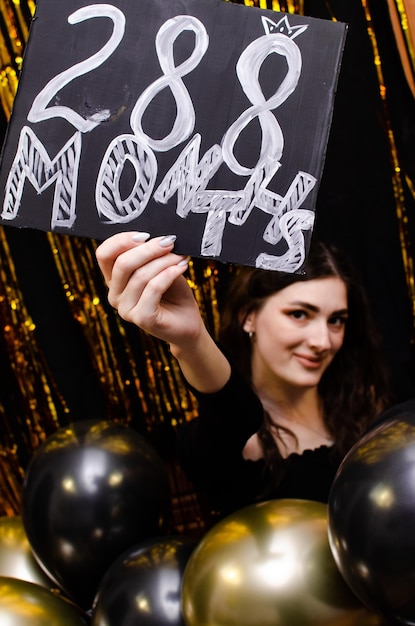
[{"xmin": 244, "ymin": 277, "xmax": 348, "ymax": 390}]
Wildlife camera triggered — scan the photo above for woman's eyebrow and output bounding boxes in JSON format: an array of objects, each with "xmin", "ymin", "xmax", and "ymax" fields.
[
  {"xmin": 287, "ymin": 301, "xmax": 319, "ymax": 312},
  {"xmin": 288, "ymin": 301, "xmax": 349, "ymax": 316}
]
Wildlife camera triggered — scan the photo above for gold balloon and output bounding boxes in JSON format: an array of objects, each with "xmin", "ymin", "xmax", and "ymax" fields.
[
  {"xmin": 182, "ymin": 499, "xmax": 387, "ymax": 626},
  {"xmin": 0, "ymin": 576, "xmax": 88, "ymax": 625},
  {"xmin": 0, "ymin": 516, "xmax": 54, "ymax": 588}
]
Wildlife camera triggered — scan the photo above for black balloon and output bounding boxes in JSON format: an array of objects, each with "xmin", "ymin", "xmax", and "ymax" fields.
[
  {"xmin": 21, "ymin": 419, "xmax": 171, "ymax": 611},
  {"xmin": 328, "ymin": 400, "xmax": 415, "ymax": 625},
  {"xmin": 91, "ymin": 535, "xmax": 196, "ymax": 626}
]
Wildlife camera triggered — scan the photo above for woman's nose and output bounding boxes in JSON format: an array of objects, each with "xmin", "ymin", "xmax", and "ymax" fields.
[{"xmin": 307, "ymin": 321, "xmax": 331, "ymax": 351}]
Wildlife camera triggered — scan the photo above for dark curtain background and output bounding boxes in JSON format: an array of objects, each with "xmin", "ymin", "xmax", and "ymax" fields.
[
  {"xmin": 308, "ymin": 0, "xmax": 415, "ymax": 400},
  {"xmin": 0, "ymin": 0, "xmax": 415, "ymax": 531}
]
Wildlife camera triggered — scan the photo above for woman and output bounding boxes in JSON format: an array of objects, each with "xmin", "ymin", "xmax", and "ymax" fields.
[{"xmin": 96, "ymin": 232, "xmax": 391, "ymax": 518}]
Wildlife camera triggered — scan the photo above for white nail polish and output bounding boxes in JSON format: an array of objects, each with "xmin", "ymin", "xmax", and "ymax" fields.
[
  {"xmin": 132, "ymin": 232, "xmax": 150, "ymax": 242},
  {"xmin": 177, "ymin": 258, "xmax": 189, "ymax": 267},
  {"xmin": 159, "ymin": 235, "xmax": 177, "ymax": 247}
]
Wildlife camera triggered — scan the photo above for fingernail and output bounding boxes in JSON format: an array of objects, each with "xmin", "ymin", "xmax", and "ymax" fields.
[
  {"xmin": 159, "ymin": 235, "xmax": 177, "ymax": 247},
  {"xmin": 132, "ymin": 232, "xmax": 150, "ymax": 242},
  {"xmin": 177, "ymin": 257, "xmax": 189, "ymax": 267}
]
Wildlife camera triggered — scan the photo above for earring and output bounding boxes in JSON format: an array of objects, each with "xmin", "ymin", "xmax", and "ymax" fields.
[{"xmin": 249, "ymin": 331, "xmax": 253, "ymax": 339}]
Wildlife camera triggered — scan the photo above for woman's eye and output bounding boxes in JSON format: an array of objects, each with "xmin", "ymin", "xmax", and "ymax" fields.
[
  {"xmin": 289, "ymin": 310, "xmax": 307, "ymax": 320},
  {"xmin": 329, "ymin": 315, "xmax": 347, "ymax": 327}
]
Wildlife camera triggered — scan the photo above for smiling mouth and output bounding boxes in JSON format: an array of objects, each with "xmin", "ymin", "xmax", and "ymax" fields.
[{"xmin": 295, "ymin": 354, "xmax": 324, "ymax": 368}]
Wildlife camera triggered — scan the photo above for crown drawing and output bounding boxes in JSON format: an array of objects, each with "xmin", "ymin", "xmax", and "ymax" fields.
[{"xmin": 262, "ymin": 15, "xmax": 308, "ymax": 39}]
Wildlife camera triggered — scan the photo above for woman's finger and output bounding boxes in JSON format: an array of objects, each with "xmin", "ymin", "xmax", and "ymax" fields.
[
  {"xmin": 118, "ymin": 262, "xmax": 190, "ymax": 333},
  {"xmin": 95, "ymin": 231, "xmax": 150, "ymax": 284},
  {"xmin": 109, "ymin": 246, "xmax": 186, "ymax": 313}
]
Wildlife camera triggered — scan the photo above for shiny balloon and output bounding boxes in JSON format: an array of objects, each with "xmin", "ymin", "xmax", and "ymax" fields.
[
  {"xmin": 0, "ymin": 576, "xmax": 89, "ymax": 625},
  {"xmin": 92, "ymin": 535, "xmax": 196, "ymax": 626},
  {"xmin": 182, "ymin": 499, "xmax": 387, "ymax": 626},
  {"xmin": 21, "ymin": 419, "xmax": 171, "ymax": 610},
  {"xmin": 0, "ymin": 516, "xmax": 54, "ymax": 588},
  {"xmin": 328, "ymin": 401, "xmax": 415, "ymax": 625}
]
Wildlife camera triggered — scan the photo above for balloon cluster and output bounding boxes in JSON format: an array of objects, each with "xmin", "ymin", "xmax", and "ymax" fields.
[
  {"xmin": 0, "ymin": 419, "xmax": 176, "ymax": 624},
  {"xmin": 3, "ymin": 402, "xmax": 415, "ymax": 626},
  {"xmin": 21, "ymin": 419, "xmax": 171, "ymax": 610}
]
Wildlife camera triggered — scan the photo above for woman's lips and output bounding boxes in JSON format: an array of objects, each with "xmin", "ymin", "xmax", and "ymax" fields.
[{"xmin": 294, "ymin": 354, "xmax": 324, "ymax": 369}]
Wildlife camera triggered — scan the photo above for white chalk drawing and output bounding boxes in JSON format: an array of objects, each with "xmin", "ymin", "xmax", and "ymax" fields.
[
  {"xmin": 96, "ymin": 133, "xmax": 157, "ymax": 222},
  {"xmin": 154, "ymin": 134, "xmax": 223, "ymax": 218},
  {"xmin": 153, "ymin": 13, "xmax": 317, "ymax": 268},
  {"xmin": 221, "ymin": 18, "xmax": 301, "ymax": 176},
  {"xmin": 130, "ymin": 15, "xmax": 209, "ymax": 151},
  {"xmin": 2, "ymin": 5, "xmax": 320, "ymax": 271},
  {"xmin": 256, "ymin": 208, "xmax": 315, "ymax": 271},
  {"xmin": 2, "ymin": 126, "xmax": 81, "ymax": 228},
  {"xmin": 262, "ymin": 169, "xmax": 317, "ymax": 244},
  {"xmin": 27, "ymin": 5, "xmax": 125, "ymax": 132},
  {"xmin": 261, "ymin": 14, "xmax": 309, "ymax": 40}
]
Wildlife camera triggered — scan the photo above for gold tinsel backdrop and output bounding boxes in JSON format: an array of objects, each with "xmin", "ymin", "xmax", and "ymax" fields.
[{"xmin": 0, "ymin": 0, "xmax": 415, "ymax": 535}]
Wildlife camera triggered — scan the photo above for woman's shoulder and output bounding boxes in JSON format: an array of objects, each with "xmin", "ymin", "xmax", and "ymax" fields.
[{"xmin": 189, "ymin": 363, "xmax": 264, "ymax": 429}]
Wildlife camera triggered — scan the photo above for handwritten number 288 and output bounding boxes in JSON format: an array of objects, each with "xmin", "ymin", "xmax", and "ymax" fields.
[{"xmin": 26, "ymin": 4, "xmax": 296, "ymax": 167}]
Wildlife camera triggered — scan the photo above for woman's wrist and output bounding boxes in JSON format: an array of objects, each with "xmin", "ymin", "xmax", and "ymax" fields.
[{"xmin": 169, "ymin": 328, "xmax": 231, "ymax": 393}]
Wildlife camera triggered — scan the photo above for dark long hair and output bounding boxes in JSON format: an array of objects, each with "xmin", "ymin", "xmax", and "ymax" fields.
[{"xmin": 218, "ymin": 239, "xmax": 392, "ymax": 479}]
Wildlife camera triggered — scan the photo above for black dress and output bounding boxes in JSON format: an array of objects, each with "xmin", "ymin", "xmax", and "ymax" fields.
[{"xmin": 178, "ymin": 366, "xmax": 342, "ymax": 519}]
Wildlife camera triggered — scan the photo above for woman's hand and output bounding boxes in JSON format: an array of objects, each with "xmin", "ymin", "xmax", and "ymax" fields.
[
  {"xmin": 95, "ymin": 231, "xmax": 232, "ymax": 393},
  {"xmin": 95, "ymin": 231, "xmax": 203, "ymax": 347}
]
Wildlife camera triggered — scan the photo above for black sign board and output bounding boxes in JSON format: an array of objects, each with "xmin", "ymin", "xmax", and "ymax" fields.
[{"xmin": 0, "ymin": 0, "xmax": 347, "ymax": 271}]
